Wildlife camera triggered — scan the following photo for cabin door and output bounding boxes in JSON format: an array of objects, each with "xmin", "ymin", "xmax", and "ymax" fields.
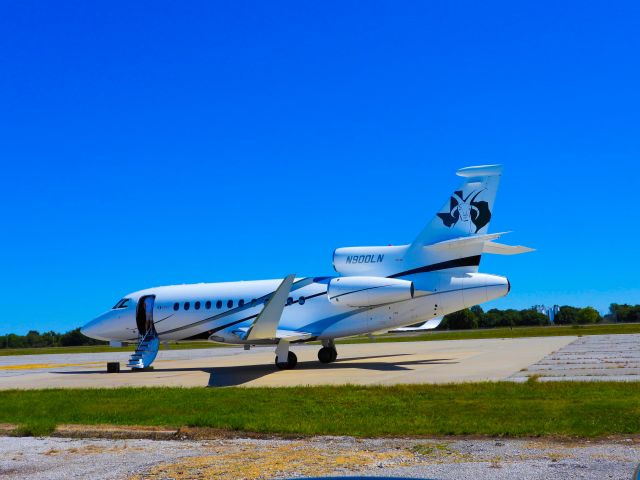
[{"xmin": 136, "ymin": 295, "xmax": 156, "ymax": 336}]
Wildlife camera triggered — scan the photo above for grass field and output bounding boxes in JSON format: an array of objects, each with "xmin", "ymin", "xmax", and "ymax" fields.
[
  {"xmin": 2, "ymin": 323, "xmax": 639, "ymax": 356},
  {"xmin": 1, "ymin": 382, "xmax": 639, "ymax": 438},
  {"xmin": 342, "ymin": 322, "xmax": 640, "ymax": 344}
]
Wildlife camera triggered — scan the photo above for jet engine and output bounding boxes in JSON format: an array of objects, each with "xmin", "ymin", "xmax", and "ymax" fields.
[{"xmin": 327, "ymin": 276, "xmax": 414, "ymax": 307}]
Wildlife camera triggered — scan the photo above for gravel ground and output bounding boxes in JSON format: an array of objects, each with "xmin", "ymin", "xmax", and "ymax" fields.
[
  {"xmin": 510, "ymin": 334, "xmax": 640, "ymax": 382},
  {"xmin": 1, "ymin": 435, "xmax": 638, "ymax": 480}
]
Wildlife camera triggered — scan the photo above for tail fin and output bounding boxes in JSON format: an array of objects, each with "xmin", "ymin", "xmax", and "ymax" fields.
[{"xmin": 411, "ymin": 165, "xmax": 502, "ymax": 248}]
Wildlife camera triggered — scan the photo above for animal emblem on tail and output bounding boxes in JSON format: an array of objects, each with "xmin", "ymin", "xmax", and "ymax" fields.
[{"xmin": 437, "ymin": 189, "xmax": 492, "ymax": 233}]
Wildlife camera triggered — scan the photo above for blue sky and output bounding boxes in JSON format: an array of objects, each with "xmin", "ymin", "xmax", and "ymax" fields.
[{"xmin": 1, "ymin": 1, "xmax": 639, "ymax": 335}]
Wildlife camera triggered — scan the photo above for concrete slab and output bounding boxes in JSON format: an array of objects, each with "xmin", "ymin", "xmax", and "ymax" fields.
[
  {"xmin": 0, "ymin": 336, "xmax": 574, "ymax": 389},
  {"xmin": 509, "ymin": 334, "xmax": 640, "ymax": 382}
]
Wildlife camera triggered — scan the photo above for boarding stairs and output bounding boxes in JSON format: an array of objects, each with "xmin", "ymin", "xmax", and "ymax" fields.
[{"xmin": 127, "ymin": 329, "xmax": 160, "ymax": 370}]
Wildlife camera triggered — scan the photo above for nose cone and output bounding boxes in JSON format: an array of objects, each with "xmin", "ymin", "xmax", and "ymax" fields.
[
  {"xmin": 81, "ymin": 310, "xmax": 133, "ymax": 342},
  {"xmin": 81, "ymin": 315, "xmax": 111, "ymax": 341}
]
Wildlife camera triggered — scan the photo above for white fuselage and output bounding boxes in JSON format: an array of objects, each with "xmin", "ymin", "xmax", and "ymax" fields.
[
  {"xmin": 81, "ymin": 164, "xmax": 519, "ymax": 350},
  {"xmin": 81, "ymin": 271, "xmax": 509, "ymax": 344}
]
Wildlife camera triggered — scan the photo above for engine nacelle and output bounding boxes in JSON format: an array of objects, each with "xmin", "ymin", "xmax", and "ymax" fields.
[{"xmin": 327, "ymin": 276, "xmax": 414, "ymax": 307}]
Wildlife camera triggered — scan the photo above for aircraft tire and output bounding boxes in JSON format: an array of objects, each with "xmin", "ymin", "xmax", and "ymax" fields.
[
  {"xmin": 318, "ymin": 347, "xmax": 338, "ymax": 364},
  {"xmin": 275, "ymin": 351, "xmax": 298, "ymax": 369}
]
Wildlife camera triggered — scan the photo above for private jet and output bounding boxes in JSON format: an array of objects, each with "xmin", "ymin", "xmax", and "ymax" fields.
[{"xmin": 81, "ymin": 164, "xmax": 532, "ymax": 370}]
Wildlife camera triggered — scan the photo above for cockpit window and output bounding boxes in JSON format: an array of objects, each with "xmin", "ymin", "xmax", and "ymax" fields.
[{"xmin": 112, "ymin": 298, "xmax": 130, "ymax": 309}]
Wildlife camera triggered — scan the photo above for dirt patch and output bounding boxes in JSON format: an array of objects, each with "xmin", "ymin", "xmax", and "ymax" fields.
[
  {"xmin": 42, "ymin": 443, "xmax": 143, "ymax": 456},
  {"xmin": 0, "ymin": 423, "xmax": 17, "ymax": 434},
  {"xmin": 53, "ymin": 424, "xmax": 179, "ymax": 440},
  {"xmin": 129, "ymin": 441, "xmax": 413, "ymax": 480}
]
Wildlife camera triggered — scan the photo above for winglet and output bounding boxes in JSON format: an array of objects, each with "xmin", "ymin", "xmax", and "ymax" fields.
[{"xmin": 245, "ymin": 274, "xmax": 295, "ymax": 341}]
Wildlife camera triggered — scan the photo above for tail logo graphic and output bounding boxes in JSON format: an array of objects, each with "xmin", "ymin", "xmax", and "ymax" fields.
[{"xmin": 437, "ymin": 189, "xmax": 491, "ymax": 233}]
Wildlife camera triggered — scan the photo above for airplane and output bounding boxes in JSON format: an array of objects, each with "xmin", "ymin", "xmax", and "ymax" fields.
[{"xmin": 81, "ymin": 164, "xmax": 533, "ymax": 370}]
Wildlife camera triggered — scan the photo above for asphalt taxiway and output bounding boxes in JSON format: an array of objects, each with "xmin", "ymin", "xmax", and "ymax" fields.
[{"xmin": 0, "ymin": 336, "xmax": 579, "ymax": 389}]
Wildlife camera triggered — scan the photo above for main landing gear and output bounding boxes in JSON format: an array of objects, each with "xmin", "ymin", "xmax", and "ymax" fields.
[
  {"xmin": 318, "ymin": 339, "xmax": 338, "ymax": 364},
  {"xmin": 274, "ymin": 340, "xmax": 298, "ymax": 370},
  {"xmin": 273, "ymin": 339, "xmax": 339, "ymax": 369},
  {"xmin": 275, "ymin": 351, "xmax": 298, "ymax": 370}
]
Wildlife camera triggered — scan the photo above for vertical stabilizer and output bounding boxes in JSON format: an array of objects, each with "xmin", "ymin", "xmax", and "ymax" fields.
[{"xmin": 411, "ymin": 165, "xmax": 502, "ymax": 248}]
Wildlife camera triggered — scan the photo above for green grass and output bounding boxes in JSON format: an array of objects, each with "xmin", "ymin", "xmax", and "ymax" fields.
[
  {"xmin": 0, "ymin": 341, "xmax": 229, "ymax": 356},
  {"xmin": 340, "ymin": 322, "xmax": 640, "ymax": 344},
  {"xmin": 1, "ymin": 382, "xmax": 639, "ymax": 438}
]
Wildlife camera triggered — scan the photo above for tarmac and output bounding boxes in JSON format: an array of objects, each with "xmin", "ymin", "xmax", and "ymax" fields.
[
  {"xmin": 509, "ymin": 333, "xmax": 640, "ymax": 381},
  {"xmin": 0, "ymin": 336, "xmax": 579, "ymax": 389}
]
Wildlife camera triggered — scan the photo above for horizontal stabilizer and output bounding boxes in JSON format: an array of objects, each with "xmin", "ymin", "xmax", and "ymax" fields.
[
  {"xmin": 245, "ymin": 274, "xmax": 295, "ymax": 341},
  {"xmin": 456, "ymin": 164, "xmax": 503, "ymax": 178},
  {"xmin": 482, "ymin": 241, "xmax": 535, "ymax": 255},
  {"xmin": 426, "ymin": 232, "xmax": 509, "ymax": 251}
]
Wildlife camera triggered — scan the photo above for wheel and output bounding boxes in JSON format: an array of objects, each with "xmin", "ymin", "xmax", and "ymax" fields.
[
  {"xmin": 330, "ymin": 348, "xmax": 338, "ymax": 362},
  {"xmin": 275, "ymin": 351, "xmax": 298, "ymax": 369},
  {"xmin": 318, "ymin": 347, "xmax": 338, "ymax": 364}
]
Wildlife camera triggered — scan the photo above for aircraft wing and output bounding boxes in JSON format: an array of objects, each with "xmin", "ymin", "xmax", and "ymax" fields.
[
  {"xmin": 390, "ymin": 317, "xmax": 443, "ymax": 332},
  {"xmin": 273, "ymin": 329, "xmax": 314, "ymax": 341},
  {"xmin": 232, "ymin": 326, "xmax": 313, "ymax": 342},
  {"xmin": 245, "ymin": 274, "xmax": 296, "ymax": 341}
]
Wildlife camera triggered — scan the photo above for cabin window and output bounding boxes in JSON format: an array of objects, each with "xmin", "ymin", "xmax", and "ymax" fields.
[
  {"xmin": 205, "ymin": 301, "xmax": 211, "ymax": 309},
  {"xmin": 251, "ymin": 298, "xmax": 257, "ymax": 306},
  {"xmin": 184, "ymin": 302, "xmax": 190, "ymax": 311},
  {"xmin": 227, "ymin": 299, "xmax": 233, "ymax": 309},
  {"xmin": 216, "ymin": 300, "xmax": 222, "ymax": 309},
  {"xmin": 173, "ymin": 302, "xmax": 179, "ymax": 311},
  {"xmin": 239, "ymin": 299, "xmax": 245, "ymax": 307},
  {"xmin": 298, "ymin": 296, "xmax": 305, "ymax": 305},
  {"xmin": 286, "ymin": 297, "xmax": 293, "ymax": 306},
  {"xmin": 195, "ymin": 301, "xmax": 201, "ymax": 310}
]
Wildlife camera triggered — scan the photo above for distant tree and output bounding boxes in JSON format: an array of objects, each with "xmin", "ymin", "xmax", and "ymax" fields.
[
  {"xmin": 609, "ymin": 304, "xmax": 640, "ymax": 323},
  {"xmin": 496, "ymin": 309, "xmax": 520, "ymax": 328},
  {"xmin": 25, "ymin": 330, "xmax": 43, "ymax": 348},
  {"xmin": 0, "ymin": 328, "xmax": 106, "ymax": 349},
  {"xmin": 470, "ymin": 305, "xmax": 487, "ymax": 328},
  {"xmin": 482, "ymin": 309, "xmax": 502, "ymax": 328},
  {"xmin": 554, "ymin": 306, "xmax": 580, "ymax": 325},
  {"xmin": 576, "ymin": 307, "xmax": 601, "ymax": 324},
  {"xmin": 518, "ymin": 309, "xmax": 550, "ymax": 326},
  {"xmin": 60, "ymin": 328, "xmax": 104, "ymax": 346},
  {"xmin": 442, "ymin": 309, "xmax": 479, "ymax": 330}
]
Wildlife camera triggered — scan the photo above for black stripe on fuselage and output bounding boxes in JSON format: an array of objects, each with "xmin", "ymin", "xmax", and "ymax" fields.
[
  {"xmin": 157, "ymin": 290, "xmax": 327, "ymax": 337},
  {"xmin": 388, "ymin": 255, "xmax": 481, "ymax": 279},
  {"xmin": 156, "ymin": 257, "xmax": 480, "ymax": 340}
]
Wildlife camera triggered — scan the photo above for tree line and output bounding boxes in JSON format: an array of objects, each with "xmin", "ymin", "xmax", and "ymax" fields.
[
  {"xmin": 437, "ymin": 303, "xmax": 640, "ymax": 330},
  {"xmin": 0, "ymin": 328, "xmax": 106, "ymax": 349},
  {"xmin": 1, "ymin": 304, "xmax": 639, "ymax": 347}
]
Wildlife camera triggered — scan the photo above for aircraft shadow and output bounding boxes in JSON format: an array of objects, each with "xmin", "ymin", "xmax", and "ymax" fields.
[
  {"xmin": 56, "ymin": 353, "xmax": 458, "ymax": 387},
  {"xmin": 205, "ymin": 355, "xmax": 458, "ymax": 387}
]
